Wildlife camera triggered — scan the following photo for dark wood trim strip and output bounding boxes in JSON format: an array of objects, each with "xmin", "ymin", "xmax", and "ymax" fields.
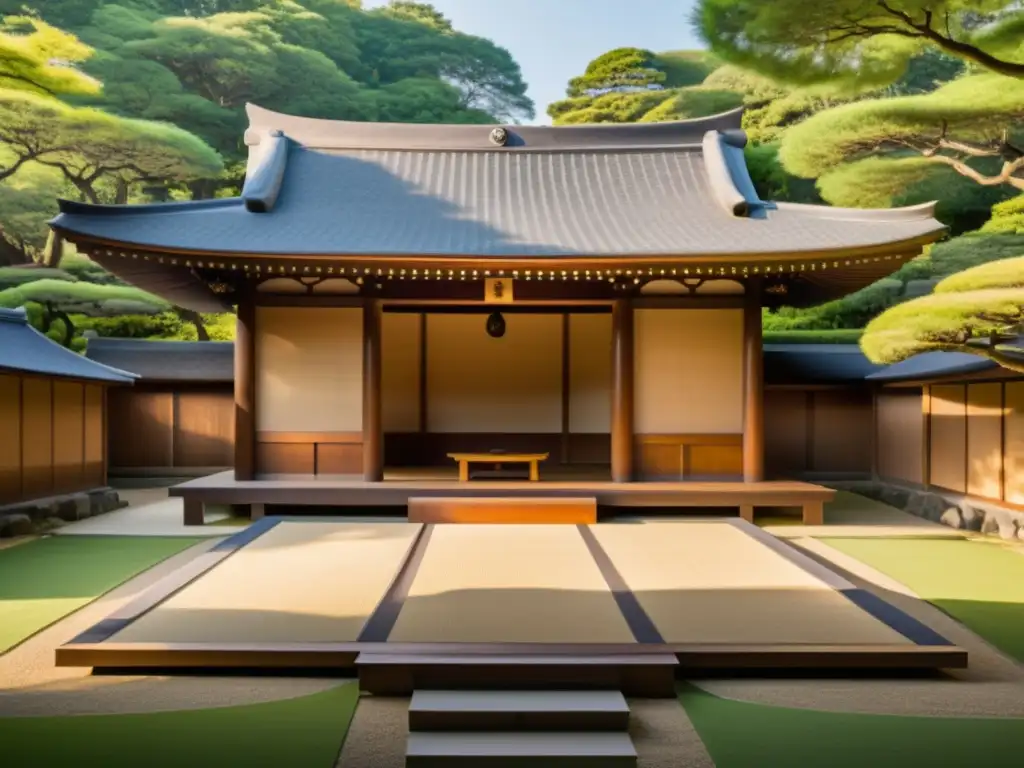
[
  {"xmin": 561, "ymin": 313, "xmax": 570, "ymax": 464},
  {"xmin": 577, "ymin": 525, "xmax": 663, "ymax": 644},
  {"xmin": 67, "ymin": 517, "xmax": 281, "ymax": 645},
  {"xmin": 418, "ymin": 312, "xmax": 428, "ymax": 433},
  {"xmin": 610, "ymin": 299, "xmax": 634, "ymax": 482},
  {"xmin": 840, "ymin": 588, "xmax": 956, "ymax": 647},
  {"xmin": 56, "ymin": 640, "xmax": 965, "ymax": 672},
  {"xmin": 357, "ymin": 524, "xmax": 433, "ymax": 642},
  {"xmin": 731, "ymin": 519, "xmax": 955, "ymax": 647},
  {"xmin": 363, "ymin": 298, "xmax": 383, "ymax": 481},
  {"xmin": 235, "ymin": 283, "xmax": 256, "ymax": 480},
  {"xmin": 170, "ymin": 390, "xmax": 180, "ymax": 467},
  {"xmin": 256, "ymin": 431, "xmax": 363, "ymax": 444}
]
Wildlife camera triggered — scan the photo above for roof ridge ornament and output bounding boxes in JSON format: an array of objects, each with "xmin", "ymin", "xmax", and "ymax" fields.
[
  {"xmin": 242, "ymin": 130, "xmax": 289, "ymax": 213},
  {"xmin": 489, "ymin": 127, "xmax": 509, "ymax": 146}
]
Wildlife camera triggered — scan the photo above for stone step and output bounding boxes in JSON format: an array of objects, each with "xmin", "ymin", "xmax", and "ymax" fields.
[
  {"xmin": 406, "ymin": 731, "xmax": 637, "ymax": 767},
  {"xmin": 409, "ymin": 690, "xmax": 630, "ymax": 732},
  {"xmin": 356, "ymin": 651, "xmax": 678, "ymax": 697}
]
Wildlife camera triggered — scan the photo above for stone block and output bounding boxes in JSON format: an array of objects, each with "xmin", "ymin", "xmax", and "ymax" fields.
[
  {"xmin": 0, "ymin": 513, "xmax": 33, "ymax": 537},
  {"xmin": 939, "ymin": 507, "xmax": 963, "ymax": 529}
]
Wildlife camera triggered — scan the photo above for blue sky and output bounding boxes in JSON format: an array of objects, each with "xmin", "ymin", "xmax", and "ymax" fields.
[{"xmin": 362, "ymin": 0, "xmax": 704, "ymax": 124}]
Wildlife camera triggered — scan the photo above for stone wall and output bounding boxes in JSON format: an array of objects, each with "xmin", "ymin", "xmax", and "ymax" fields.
[
  {"xmin": 0, "ymin": 488, "xmax": 125, "ymax": 537},
  {"xmin": 832, "ymin": 479, "xmax": 1024, "ymax": 541}
]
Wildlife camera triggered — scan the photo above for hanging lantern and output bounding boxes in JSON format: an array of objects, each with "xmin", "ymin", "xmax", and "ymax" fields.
[{"xmin": 486, "ymin": 311, "xmax": 506, "ymax": 338}]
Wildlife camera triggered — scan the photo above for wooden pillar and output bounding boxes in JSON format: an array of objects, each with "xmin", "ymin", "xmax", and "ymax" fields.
[
  {"xmin": 363, "ymin": 299, "xmax": 383, "ymax": 482},
  {"xmin": 234, "ymin": 284, "xmax": 256, "ymax": 481},
  {"xmin": 742, "ymin": 276, "xmax": 764, "ymax": 482},
  {"xmin": 611, "ymin": 299, "xmax": 634, "ymax": 483}
]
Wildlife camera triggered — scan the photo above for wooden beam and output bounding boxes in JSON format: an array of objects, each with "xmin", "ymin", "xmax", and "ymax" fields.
[
  {"xmin": 234, "ymin": 282, "xmax": 256, "ymax": 480},
  {"xmin": 363, "ymin": 298, "xmax": 383, "ymax": 481},
  {"xmin": 611, "ymin": 299, "xmax": 634, "ymax": 483},
  {"xmin": 742, "ymin": 276, "xmax": 765, "ymax": 482},
  {"xmin": 418, "ymin": 312, "xmax": 428, "ymax": 433},
  {"xmin": 561, "ymin": 313, "xmax": 570, "ymax": 464}
]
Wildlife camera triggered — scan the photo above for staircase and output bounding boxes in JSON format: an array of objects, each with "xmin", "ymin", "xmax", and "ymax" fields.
[{"xmin": 405, "ymin": 689, "xmax": 638, "ymax": 767}]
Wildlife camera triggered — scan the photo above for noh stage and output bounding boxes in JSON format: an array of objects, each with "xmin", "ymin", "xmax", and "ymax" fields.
[{"xmin": 58, "ymin": 517, "xmax": 966, "ymax": 687}]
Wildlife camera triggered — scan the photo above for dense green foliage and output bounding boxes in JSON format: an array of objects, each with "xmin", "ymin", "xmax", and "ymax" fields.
[
  {"xmin": 695, "ymin": 0, "xmax": 1024, "ymax": 88},
  {"xmin": 0, "ymin": 1, "xmax": 535, "ymax": 345},
  {"xmin": 547, "ymin": 47, "xmax": 739, "ymax": 125},
  {"xmin": 861, "ymin": 256, "xmax": 1024, "ymax": 371}
]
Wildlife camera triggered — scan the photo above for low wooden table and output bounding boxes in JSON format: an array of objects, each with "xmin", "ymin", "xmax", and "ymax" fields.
[{"xmin": 447, "ymin": 452, "xmax": 549, "ymax": 482}]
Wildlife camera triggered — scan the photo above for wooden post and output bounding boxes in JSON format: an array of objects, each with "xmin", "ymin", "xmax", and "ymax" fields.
[
  {"xmin": 611, "ymin": 299, "xmax": 634, "ymax": 483},
  {"xmin": 742, "ymin": 276, "xmax": 764, "ymax": 482},
  {"xmin": 363, "ymin": 299, "xmax": 383, "ymax": 482},
  {"xmin": 234, "ymin": 283, "xmax": 256, "ymax": 481}
]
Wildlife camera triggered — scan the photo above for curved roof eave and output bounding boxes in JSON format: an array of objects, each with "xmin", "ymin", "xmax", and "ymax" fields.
[{"xmin": 0, "ymin": 308, "xmax": 137, "ymax": 384}]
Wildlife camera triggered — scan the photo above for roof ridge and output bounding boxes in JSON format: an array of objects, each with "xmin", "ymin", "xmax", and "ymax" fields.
[
  {"xmin": 244, "ymin": 103, "xmax": 746, "ymax": 152},
  {"xmin": 0, "ymin": 307, "xmax": 28, "ymax": 325}
]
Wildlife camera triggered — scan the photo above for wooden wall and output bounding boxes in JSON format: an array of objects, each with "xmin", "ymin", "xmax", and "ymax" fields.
[
  {"xmin": 107, "ymin": 384, "xmax": 233, "ymax": 473},
  {"xmin": 0, "ymin": 373, "xmax": 107, "ymax": 505},
  {"xmin": 763, "ymin": 387, "xmax": 874, "ymax": 479},
  {"xmin": 874, "ymin": 380, "xmax": 1024, "ymax": 506}
]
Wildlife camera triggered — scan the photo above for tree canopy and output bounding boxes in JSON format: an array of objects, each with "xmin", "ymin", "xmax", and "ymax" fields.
[
  {"xmin": 779, "ymin": 73, "xmax": 1024, "ymax": 197},
  {"xmin": 694, "ymin": 0, "xmax": 1024, "ymax": 89},
  {"xmin": 547, "ymin": 46, "xmax": 737, "ymax": 125},
  {"xmin": 0, "ymin": 15, "xmax": 99, "ymax": 96},
  {"xmin": 861, "ymin": 256, "xmax": 1024, "ymax": 372}
]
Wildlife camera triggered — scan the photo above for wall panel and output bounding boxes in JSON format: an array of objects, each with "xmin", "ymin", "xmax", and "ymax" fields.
[
  {"xmin": 568, "ymin": 313, "xmax": 612, "ymax": 434},
  {"xmin": 174, "ymin": 391, "xmax": 234, "ymax": 467},
  {"xmin": 764, "ymin": 389, "xmax": 809, "ymax": 477},
  {"xmin": 255, "ymin": 306, "xmax": 363, "ymax": 433},
  {"xmin": 382, "ymin": 312, "xmax": 421, "ymax": 432},
  {"xmin": 966, "ymin": 383, "xmax": 1003, "ymax": 500},
  {"xmin": 929, "ymin": 384, "xmax": 967, "ymax": 493},
  {"xmin": 1005, "ymin": 381, "xmax": 1024, "ymax": 505},
  {"xmin": 426, "ymin": 313, "xmax": 562, "ymax": 433},
  {"xmin": 811, "ymin": 389, "xmax": 873, "ymax": 473},
  {"xmin": 0, "ymin": 375, "xmax": 21, "ymax": 505},
  {"xmin": 108, "ymin": 389, "xmax": 173, "ymax": 468},
  {"xmin": 83, "ymin": 385, "xmax": 104, "ymax": 487},
  {"xmin": 876, "ymin": 388, "xmax": 925, "ymax": 484},
  {"xmin": 52, "ymin": 381, "xmax": 84, "ymax": 494},
  {"xmin": 634, "ymin": 309, "xmax": 743, "ymax": 434},
  {"xmin": 20, "ymin": 378, "xmax": 53, "ymax": 499}
]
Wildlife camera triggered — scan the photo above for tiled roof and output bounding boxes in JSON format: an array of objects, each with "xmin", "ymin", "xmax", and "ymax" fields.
[
  {"xmin": 85, "ymin": 338, "xmax": 234, "ymax": 382},
  {"xmin": 763, "ymin": 344, "xmax": 884, "ymax": 384},
  {"xmin": 0, "ymin": 308, "xmax": 136, "ymax": 383},
  {"xmin": 50, "ymin": 105, "xmax": 945, "ymax": 260}
]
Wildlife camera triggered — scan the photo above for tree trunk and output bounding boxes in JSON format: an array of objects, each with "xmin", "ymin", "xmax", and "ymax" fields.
[
  {"xmin": 0, "ymin": 235, "xmax": 30, "ymax": 266},
  {"xmin": 52, "ymin": 309, "xmax": 76, "ymax": 347},
  {"xmin": 114, "ymin": 178, "xmax": 129, "ymax": 205},
  {"xmin": 188, "ymin": 179, "xmax": 217, "ymax": 201},
  {"xmin": 41, "ymin": 302, "xmax": 54, "ymax": 333},
  {"xmin": 175, "ymin": 307, "xmax": 210, "ymax": 341}
]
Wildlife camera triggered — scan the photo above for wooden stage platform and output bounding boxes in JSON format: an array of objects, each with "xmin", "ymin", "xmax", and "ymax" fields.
[
  {"xmin": 169, "ymin": 469, "xmax": 835, "ymax": 526},
  {"xmin": 57, "ymin": 517, "xmax": 966, "ymax": 690}
]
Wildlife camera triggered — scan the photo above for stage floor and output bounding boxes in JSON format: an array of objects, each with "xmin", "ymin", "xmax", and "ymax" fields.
[{"xmin": 58, "ymin": 517, "xmax": 965, "ymax": 673}]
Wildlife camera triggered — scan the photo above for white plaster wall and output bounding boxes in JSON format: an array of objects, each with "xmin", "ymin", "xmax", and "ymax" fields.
[
  {"xmin": 634, "ymin": 308, "xmax": 743, "ymax": 434},
  {"xmin": 255, "ymin": 307, "xmax": 363, "ymax": 432}
]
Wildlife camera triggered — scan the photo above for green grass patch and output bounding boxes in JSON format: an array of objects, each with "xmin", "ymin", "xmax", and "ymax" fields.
[
  {"xmin": 821, "ymin": 537, "xmax": 1024, "ymax": 661},
  {"xmin": 762, "ymin": 329, "xmax": 863, "ymax": 344},
  {"xmin": 0, "ymin": 682, "xmax": 358, "ymax": 768},
  {"xmin": 0, "ymin": 535, "xmax": 203, "ymax": 653},
  {"xmin": 680, "ymin": 682, "xmax": 1023, "ymax": 767}
]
